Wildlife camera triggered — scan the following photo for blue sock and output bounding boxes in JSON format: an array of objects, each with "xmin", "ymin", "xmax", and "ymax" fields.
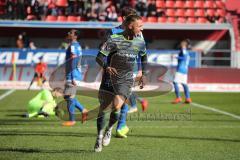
[
  {"xmin": 129, "ymin": 94, "xmax": 137, "ymax": 108},
  {"xmin": 173, "ymin": 82, "xmax": 181, "ymax": 98},
  {"xmin": 73, "ymin": 98, "xmax": 84, "ymax": 112},
  {"xmin": 182, "ymin": 84, "xmax": 190, "ymax": 99},
  {"xmin": 116, "ymin": 103, "xmax": 128, "ymax": 130},
  {"xmin": 67, "ymin": 98, "xmax": 75, "ymax": 121}
]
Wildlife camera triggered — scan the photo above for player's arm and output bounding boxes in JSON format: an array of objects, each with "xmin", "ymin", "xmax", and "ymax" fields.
[
  {"xmin": 141, "ymin": 54, "xmax": 148, "ymax": 76},
  {"xmin": 96, "ymin": 39, "xmax": 117, "ymax": 75},
  {"xmin": 69, "ymin": 45, "xmax": 79, "ymax": 85},
  {"xmin": 139, "ymin": 43, "xmax": 148, "ymax": 89},
  {"xmin": 177, "ymin": 49, "xmax": 188, "ymax": 60}
]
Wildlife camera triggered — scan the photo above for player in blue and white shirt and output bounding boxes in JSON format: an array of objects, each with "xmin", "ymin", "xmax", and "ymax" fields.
[
  {"xmin": 62, "ymin": 29, "xmax": 88, "ymax": 126},
  {"xmin": 172, "ymin": 39, "xmax": 192, "ymax": 104}
]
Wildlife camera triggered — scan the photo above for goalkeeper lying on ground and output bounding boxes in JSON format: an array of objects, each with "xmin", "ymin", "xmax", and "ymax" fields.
[{"xmin": 25, "ymin": 88, "xmax": 63, "ymax": 118}]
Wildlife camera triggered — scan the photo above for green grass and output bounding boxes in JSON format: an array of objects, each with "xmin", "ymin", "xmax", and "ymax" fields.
[{"xmin": 0, "ymin": 90, "xmax": 240, "ymax": 160}]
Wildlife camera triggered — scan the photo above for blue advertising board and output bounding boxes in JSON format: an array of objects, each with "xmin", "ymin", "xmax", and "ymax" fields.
[{"xmin": 0, "ymin": 49, "xmax": 199, "ymax": 67}]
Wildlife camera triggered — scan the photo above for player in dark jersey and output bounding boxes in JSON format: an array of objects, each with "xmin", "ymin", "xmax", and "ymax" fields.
[
  {"xmin": 107, "ymin": 7, "xmax": 149, "ymax": 139},
  {"xmin": 28, "ymin": 57, "xmax": 47, "ymax": 90},
  {"xmin": 94, "ymin": 14, "xmax": 147, "ymax": 152}
]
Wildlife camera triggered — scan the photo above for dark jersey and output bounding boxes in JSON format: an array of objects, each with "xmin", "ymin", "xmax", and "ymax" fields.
[{"xmin": 100, "ymin": 32, "xmax": 146, "ymax": 88}]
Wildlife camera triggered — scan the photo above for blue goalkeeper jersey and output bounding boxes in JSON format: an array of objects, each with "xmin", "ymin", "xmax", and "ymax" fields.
[
  {"xmin": 176, "ymin": 48, "xmax": 190, "ymax": 74},
  {"xmin": 65, "ymin": 41, "xmax": 83, "ymax": 81}
]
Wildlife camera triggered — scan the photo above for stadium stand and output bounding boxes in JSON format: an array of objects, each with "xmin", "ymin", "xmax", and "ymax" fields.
[
  {"xmin": 0, "ymin": 0, "xmax": 229, "ymax": 24},
  {"xmin": 0, "ymin": 0, "xmax": 239, "ymax": 91}
]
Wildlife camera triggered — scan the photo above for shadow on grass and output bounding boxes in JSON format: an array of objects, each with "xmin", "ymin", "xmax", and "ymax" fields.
[
  {"xmin": 0, "ymin": 148, "xmax": 93, "ymax": 154},
  {"xmin": 0, "ymin": 118, "xmax": 60, "ymax": 124},
  {"xmin": 0, "ymin": 109, "xmax": 26, "ymax": 113},
  {"xmin": 130, "ymin": 134, "xmax": 240, "ymax": 143},
  {"xmin": 0, "ymin": 130, "xmax": 96, "ymax": 138}
]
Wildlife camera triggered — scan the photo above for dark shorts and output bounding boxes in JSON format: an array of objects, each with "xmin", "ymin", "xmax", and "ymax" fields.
[
  {"xmin": 34, "ymin": 73, "xmax": 46, "ymax": 80},
  {"xmin": 112, "ymin": 83, "xmax": 132, "ymax": 99},
  {"xmin": 111, "ymin": 76, "xmax": 133, "ymax": 99},
  {"xmin": 64, "ymin": 82, "xmax": 77, "ymax": 96}
]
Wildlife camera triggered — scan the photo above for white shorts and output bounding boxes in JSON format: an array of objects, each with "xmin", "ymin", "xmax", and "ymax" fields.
[{"xmin": 174, "ymin": 72, "xmax": 188, "ymax": 84}]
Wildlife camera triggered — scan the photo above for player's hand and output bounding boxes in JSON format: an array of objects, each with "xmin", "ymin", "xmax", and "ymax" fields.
[
  {"xmin": 71, "ymin": 80, "xmax": 77, "ymax": 86},
  {"xmin": 106, "ymin": 67, "xmax": 118, "ymax": 76},
  {"xmin": 135, "ymin": 70, "xmax": 142, "ymax": 80},
  {"xmin": 139, "ymin": 75, "xmax": 147, "ymax": 89}
]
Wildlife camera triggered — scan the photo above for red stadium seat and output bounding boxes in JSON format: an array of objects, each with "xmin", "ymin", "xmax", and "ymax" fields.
[
  {"xmin": 178, "ymin": 17, "xmax": 187, "ymax": 23},
  {"xmin": 175, "ymin": 9, "xmax": 185, "ymax": 17},
  {"xmin": 205, "ymin": 1, "xmax": 215, "ymax": 8},
  {"xmin": 77, "ymin": 16, "xmax": 86, "ymax": 21},
  {"xmin": 206, "ymin": 9, "xmax": 215, "ymax": 16},
  {"xmin": 45, "ymin": 15, "xmax": 57, "ymax": 21},
  {"xmin": 142, "ymin": 17, "xmax": 147, "ymax": 22},
  {"xmin": 166, "ymin": 9, "xmax": 175, "ymax": 17},
  {"xmin": 195, "ymin": 0, "xmax": 204, "ymax": 8},
  {"xmin": 156, "ymin": 0, "xmax": 165, "ymax": 8},
  {"xmin": 56, "ymin": 0, "xmax": 68, "ymax": 7},
  {"xmin": 195, "ymin": 9, "xmax": 205, "ymax": 17},
  {"xmin": 215, "ymin": 1, "xmax": 225, "ymax": 9},
  {"xmin": 167, "ymin": 17, "xmax": 176, "ymax": 23},
  {"xmin": 185, "ymin": 1, "xmax": 194, "ymax": 8},
  {"xmin": 158, "ymin": 17, "xmax": 167, "ymax": 23},
  {"xmin": 187, "ymin": 17, "xmax": 196, "ymax": 23},
  {"xmin": 165, "ymin": 0, "xmax": 175, "ymax": 8},
  {"xmin": 67, "ymin": 16, "xmax": 78, "ymax": 22},
  {"xmin": 197, "ymin": 17, "xmax": 207, "ymax": 23},
  {"xmin": 185, "ymin": 9, "xmax": 195, "ymax": 17},
  {"xmin": 147, "ymin": 16, "xmax": 157, "ymax": 23},
  {"xmin": 57, "ymin": 16, "xmax": 67, "ymax": 21},
  {"xmin": 217, "ymin": 9, "xmax": 226, "ymax": 17},
  {"xmin": 175, "ymin": 1, "xmax": 184, "ymax": 8}
]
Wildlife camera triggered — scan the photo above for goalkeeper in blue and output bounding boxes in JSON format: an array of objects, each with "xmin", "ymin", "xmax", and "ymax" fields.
[
  {"xmin": 172, "ymin": 39, "xmax": 192, "ymax": 104},
  {"xmin": 108, "ymin": 7, "xmax": 148, "ymax": 139}
]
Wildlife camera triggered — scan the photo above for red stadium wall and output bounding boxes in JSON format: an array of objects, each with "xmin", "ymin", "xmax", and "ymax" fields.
[{"xmin": 189, "ymin": 68, "xmax": 240, "ymax": 83}]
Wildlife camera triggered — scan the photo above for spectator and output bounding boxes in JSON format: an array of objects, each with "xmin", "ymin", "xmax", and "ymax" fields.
[
  {"xmin": 26, "ymin": 6, "xmax": 37, "ymax": 20},
  {"xmin": 29, "ymin": 41, "xmax": 37, "ymax": 49},
  {"xmin": 135, "ymin": 0, "xmax": 147, "ymax": 17},
  {"xmin": 99, "ymin": 0, "xmax": 111, "ymax": 14},
  {"xmin": 107, "ymin": 5, "xmax": 117, "ymax": 21},
  {"xmin": 6, "ymin": 0, "xmax": 16, "ymax": 19},
  {"xmin": 47, "ymin": 0, "xmax": 57, "ymax": 16},
  {"xmin": 156, "ymin": 8, "xmax": 165, "ymax": 17},
  {"xmin": 147, "ymin": 0, "xmax": 156, "ymax": 17},
  {"xmin": 21, "ymin": 32, "xmax": 30, "ymax": 48},
  {"xmin": 16, "ymin": 34, "xmax": 24, "ymax": 49},
  {"xmin": 15, "ymin": 0, "xmax": 25, "ymax": 20}
]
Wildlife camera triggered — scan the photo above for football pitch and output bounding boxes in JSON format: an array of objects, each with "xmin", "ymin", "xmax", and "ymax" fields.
[{"xmin": 0, "ymin": 90, "xmax": 239, "ymax": 160}]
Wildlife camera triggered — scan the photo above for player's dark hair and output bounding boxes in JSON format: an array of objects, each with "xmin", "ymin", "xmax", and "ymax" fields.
[
  {"xmin": 121, "ymin": 7, "xmax": 137, "ymax": 18},
  {"xmin": 69, "ymin": 29, "xmax": 80, "ymax": 37},
  {"xmin": 123, "ymin": 14, "xmax": 142, "ymax": 28},
  {"xmin": 182, "ymin": 38, "xmax": 191, "ymax": 49}
]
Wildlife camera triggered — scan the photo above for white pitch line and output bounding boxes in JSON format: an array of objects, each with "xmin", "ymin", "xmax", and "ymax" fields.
[
  {"xmin": 191, "ymin": 102, "xmax": 240, "ymax": 120},
  {"xmin": 0, "ymin": 90, "xmax": 15, "ymax": 101}
]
